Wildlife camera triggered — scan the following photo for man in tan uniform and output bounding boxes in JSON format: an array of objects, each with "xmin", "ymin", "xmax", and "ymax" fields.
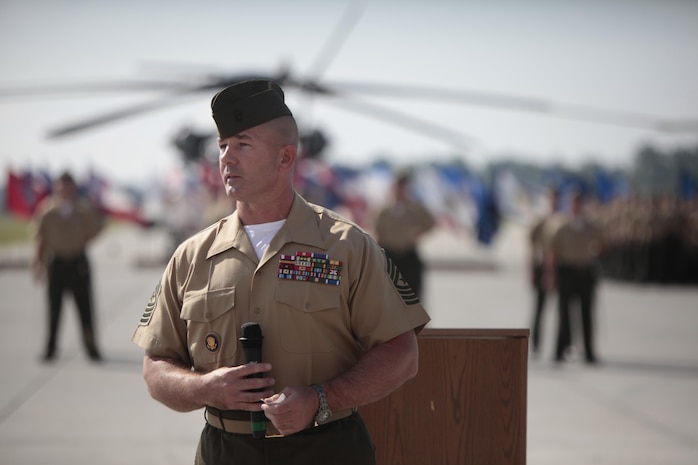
[
  {"xmin": 132, "ymin": 80, "xmax": 430, "ymax": 465},
  {"xmin": 546, "ymin": 190, "xmax": 604, "ymax": 364},
  {"xmin": 527, "ymin": 187, "xmax": 559, "ymax": 355},
  {"xmin": 373, "ymin": 171, "xmax": 435, "ymax": 298},
  {"xmin": 32, "ymin": 172, "xmax": 105, "ymax": 362}
]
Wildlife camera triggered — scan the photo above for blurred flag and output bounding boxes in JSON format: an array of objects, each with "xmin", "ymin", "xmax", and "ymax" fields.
[
  {"xmin": 4, "ymin": 168, "xmax": 52, "ymax": 218},
  {"xmin": 469, "ymin": 174, "xmax": 500, "ymax": 246},
  {"xmin": 413, "ymin": 162, "xmax": 476, "ymax": 234},
  {"xmin": 85, "ymin": 170, "xmax": 152, "ymax": 227},
  {"xmin": 413, "ymin": 162, "xmax": 500, "ymax": 245},
  {"xmin": 594, "ymin": 168, "xmax": 616, "ymax": 203},
  {"xmin": 544, "ymin": 168, "xmax": 588, "ymax": 211},
  {"xmin": 593, "ymin": 167, "xmax": 629, "ymax": 203},
  {"xmin": 493, "ymin": 169, "xmax": 530, "ymax": 224},
  {"xmin": 679, "ymin": 168, "xmax": 697, "ymax": 200}
]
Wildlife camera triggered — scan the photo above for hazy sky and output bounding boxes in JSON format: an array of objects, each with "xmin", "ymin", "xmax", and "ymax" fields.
[{"xmin": 1, "ymin": 0, "xmax": 697, "ymax": 185}]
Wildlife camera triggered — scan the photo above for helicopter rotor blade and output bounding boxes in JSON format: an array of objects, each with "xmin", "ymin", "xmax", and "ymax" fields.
[
  {"xmin": 42, "ymin": 70, "xmax": 296, "ymax": 138},
  {"xmin": 326, "ymin": 81, "xmax": 698, "ymax": 133},
  {"xmin": 8, "ymin": 60, "xmax": 694, "ymax": 140},
  {"xmin": 321, "ymin": 93, "xmax": 477, "ymax": 152},
  {"xmin": 305, "ymin": 5, "xmax": 363, "ymax": 79},
  {"xmin": 294, "ymin": 5, "xmax": 363, "ymax": 140},
  {"xmin": 655, "ymin": 119, "xmax": 698, "ymax": 133},
  {"xmin": 0, "ymin": 80, "xmax": 189, "ymax": 100},
  {"xmin": 46, "ymin": 95, "xmax": 195, "ymax": 138},
  {"xmin": 136, "ymin": 60, "xmax": 235, "ymax": 79}
]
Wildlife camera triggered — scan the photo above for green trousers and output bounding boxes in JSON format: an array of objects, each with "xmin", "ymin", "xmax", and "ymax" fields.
[{"xmin": 195, "ymin": 412, "xmax": 376, "ymax": 465}]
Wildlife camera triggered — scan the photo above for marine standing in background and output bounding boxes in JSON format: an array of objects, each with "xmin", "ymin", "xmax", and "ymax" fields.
[
  {"xmin": 32, "ymin": 172, "xmax": 105, "ymax": 362},
  {"xmin": 546, "ymin": 190, "xmax": 604, "ymax": 364},
  {"xmin": 373, "ymin": 172, "xmax": 436, "ymax": 298},
  {"xmin": 527, "ymin": 187, "xmax": 559, "ymax": 356}
]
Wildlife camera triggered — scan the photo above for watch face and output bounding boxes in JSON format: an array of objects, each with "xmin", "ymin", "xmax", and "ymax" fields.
[{"xmin": 317, "ymin": 410, "xmax": 331, "ymax": 424}]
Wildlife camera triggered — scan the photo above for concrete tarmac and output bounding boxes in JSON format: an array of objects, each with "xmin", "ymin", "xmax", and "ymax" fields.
[{"xmin": 1, "ymin": 222, "xmax": 697, "ymax": 464}]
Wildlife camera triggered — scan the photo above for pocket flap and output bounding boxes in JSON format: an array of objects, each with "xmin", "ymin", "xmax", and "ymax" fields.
[
  {"xmin": 181, "ymin": 287, "xmax": 235, "ymax": 322},
  {"xmin": 275, "ymin": 282, "xmax": 339, "ymax": 312}
]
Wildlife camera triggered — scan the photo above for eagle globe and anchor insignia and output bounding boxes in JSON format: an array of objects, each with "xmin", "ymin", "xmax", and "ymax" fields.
[{"xmin": 205, "ymin": 333, "xmax": 221, "ymax": 353}]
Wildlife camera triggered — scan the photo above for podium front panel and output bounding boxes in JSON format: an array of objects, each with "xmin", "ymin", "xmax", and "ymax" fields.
[{"xmin": 359, "ymin": 328, "xmax": 528, "ymax": 465}]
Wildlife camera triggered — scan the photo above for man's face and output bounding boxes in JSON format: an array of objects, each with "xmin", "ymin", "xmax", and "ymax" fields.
[
  {"xmin": 217, "ymin": 122, "xmax": 285, "ymax": 202},
  {"xmin": 54, "ymin": 178, "xmax": 76, "ymax": 201}
]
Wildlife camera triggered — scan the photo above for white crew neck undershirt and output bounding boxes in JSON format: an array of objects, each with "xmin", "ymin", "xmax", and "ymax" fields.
[{"xmin": 243, "ymin": 219, "xmax": 286, "ymax": 260}]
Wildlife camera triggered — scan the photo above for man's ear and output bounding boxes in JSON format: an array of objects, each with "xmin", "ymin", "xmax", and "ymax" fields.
[{"xmin": 279, "ymin": 144, "xmax": 297, "ymax": 169}]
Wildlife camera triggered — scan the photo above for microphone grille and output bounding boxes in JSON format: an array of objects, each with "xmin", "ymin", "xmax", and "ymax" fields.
[{"xmin": 240, "ymin": 322, "xmax": 263, "ymax": 340}]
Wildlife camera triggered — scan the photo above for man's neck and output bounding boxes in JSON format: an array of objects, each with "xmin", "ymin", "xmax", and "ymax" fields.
[{"xmin": 237, "ymin": 191, "xmax": 295, "ymax": 225}]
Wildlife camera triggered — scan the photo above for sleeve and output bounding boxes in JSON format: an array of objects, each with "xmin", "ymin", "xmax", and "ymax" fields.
[
  {"xmin": 545, "ymin": 216, "xmax": 563, "ymax": 253},
  {"xmin": 529, "ymin": 218, "xmax": 542, "ymax": 244},
  {"xmin": 131, "ymin": 254, "xmax": 192, "ymax": 366},
  {"xmin": 416, "ymin": 202, "xmax": 436, "ymax": 233},
  {"xmin": 86, "ymin": 202, "xmax": 106, "ymax": 237},
  {"xmin": 348, "ymin": 234, "xmax": 431, "ymax": 351},
  {"xmin": 31, "ymin": 200, "xmax": 50, "ymax": 240}
]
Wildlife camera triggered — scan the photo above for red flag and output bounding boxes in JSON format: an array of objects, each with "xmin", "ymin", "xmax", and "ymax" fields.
[
  {"xmin": 5, "ymin": 169, "xmax": 51, "ymax": 218},
  {"xmin": 86, "ymin": 170, "xmax": 152, "ymax": 227}
]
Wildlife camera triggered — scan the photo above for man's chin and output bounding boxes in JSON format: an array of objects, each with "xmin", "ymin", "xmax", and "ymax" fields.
[
  {"xmin": 224, "ymin": 185, "xmax": 238, "ymax": 196},
  {"xmin": 224, "ymin": 186, "xmax": 245, "ymax": 201}
]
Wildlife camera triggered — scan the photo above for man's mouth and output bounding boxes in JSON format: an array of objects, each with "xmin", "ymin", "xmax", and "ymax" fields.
[{"xmin": 223, "ymin": 172, "xmax": 240, "ymax": 183}]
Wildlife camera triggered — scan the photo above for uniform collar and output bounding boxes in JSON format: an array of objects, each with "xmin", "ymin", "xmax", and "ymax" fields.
[{"xmin": 206, "ymin": 193, "xmax": 326, "ymax": 260}]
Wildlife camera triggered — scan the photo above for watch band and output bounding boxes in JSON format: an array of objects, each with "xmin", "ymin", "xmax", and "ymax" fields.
[{"xmin": 310, "ymin": 383, "xmax": 332, "ymax": 424}]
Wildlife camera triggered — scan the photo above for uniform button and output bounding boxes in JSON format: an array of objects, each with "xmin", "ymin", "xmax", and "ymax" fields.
[
  {"xmin": 304, "ymin": 302, "xmax": 311, "ymax": 309},
  {"xmin": 205, "ymin": 312, "xmax": 212, "ymax": 319},
  {"xmin": 254, "ymin": 307, "xmax": 261, "ymax": 314}
]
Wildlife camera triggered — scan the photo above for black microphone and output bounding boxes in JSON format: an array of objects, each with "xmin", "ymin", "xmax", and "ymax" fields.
[{"xmin": 240, "ymin": 322, "xmax": 266, "ymax": 439}]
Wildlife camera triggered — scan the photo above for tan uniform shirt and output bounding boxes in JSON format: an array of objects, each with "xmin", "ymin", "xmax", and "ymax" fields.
[
  {"xmin": 132, "ymin": 194, "xmax": 430, "ymax": 391},
  {"xmin": 33, "ymin": 197, "xmax": 104, "ymax": 258},
  {"xmin": 374, "ymin": 199, "xmax": 435, "ymax": 252},
  {"xmin": 529, "ymin": 214, "xmax": 557, "ymax": 264},
  {"xmin": 549, "ymin": 214, "xmax": 604, "ymax": 267}
]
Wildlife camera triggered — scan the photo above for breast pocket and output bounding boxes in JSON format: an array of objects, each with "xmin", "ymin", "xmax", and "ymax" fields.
[
  {"xmin": 275, "ymin": 281, "xmax": 341, "ymax": 353},
  {"xmin": 181, "ymin": 287, "xmax": 237, "ymax": 370}
]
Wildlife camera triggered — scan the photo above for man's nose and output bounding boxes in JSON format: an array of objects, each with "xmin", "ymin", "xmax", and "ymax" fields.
[{"xmin": 220, "ymin": 147, "xmax": 237, "ymax": 164}]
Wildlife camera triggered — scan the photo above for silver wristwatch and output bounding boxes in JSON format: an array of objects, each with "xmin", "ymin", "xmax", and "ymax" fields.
[{"xmin": 310, "ymin": 384, "xmax": 332, "ymax": 424}]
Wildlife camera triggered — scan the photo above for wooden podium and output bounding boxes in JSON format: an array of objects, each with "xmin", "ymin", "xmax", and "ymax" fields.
[{"xmin": 359, "ymin": 328, "xmax": 529, "ymax": 465}]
